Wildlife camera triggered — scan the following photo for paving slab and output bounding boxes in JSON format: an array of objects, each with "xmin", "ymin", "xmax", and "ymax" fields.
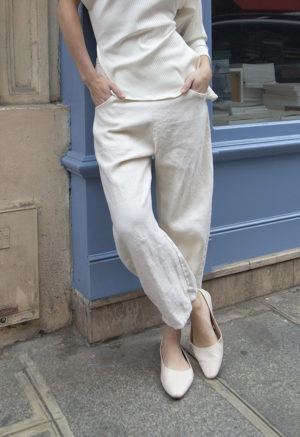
[
  {"xmin": 1, "ymin": 286, "xmax": 299, "ymax": 437},
  {"xmin": 256, "ymin": 285, "xmax": 300, "ymax": 325},
  {"xmin": 182, "ymin": 287, "xmax": 300, "ymax": 437},
  {"xmin": 1, "ymin": 325, "xmax": 260, "ymax": 437},
  {"xmin": 217, "ymin": 311, "xmax": 299, "ymax": 437},
  {"xmin": 0, "ymin": 354, "xmax": 33, "ymax": 426}
]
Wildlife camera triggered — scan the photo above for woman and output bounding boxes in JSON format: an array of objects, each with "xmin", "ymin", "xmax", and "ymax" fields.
[{"xmin": 57, "ymin": 0, "xmax": 223, "ymax": 399}]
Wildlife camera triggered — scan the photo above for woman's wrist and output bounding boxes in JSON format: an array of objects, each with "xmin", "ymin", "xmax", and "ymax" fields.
[
  {"xmin": 197, "ymin": 56, "xmax": 212, "ymax": 81},
  {"xmin": 82, "ymin": 68, "xmax": 100, "ymax": 87},
  {"xmin": 198, "ymin": 55, "xmax": 211, "ymax": 69}
]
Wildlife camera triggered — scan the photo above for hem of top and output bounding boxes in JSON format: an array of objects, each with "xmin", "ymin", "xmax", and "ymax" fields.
[
  {"xmin": 116, "ymin": 91, "xmax": 185, "ymax": 102},
  {"xmin": 112, "ymin": 88, "xmax": 218, "ymax": 102}
]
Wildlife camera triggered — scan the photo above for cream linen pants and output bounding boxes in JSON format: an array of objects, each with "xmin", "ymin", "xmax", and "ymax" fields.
[{"xmin": 93, "ymin": 89, "xmax": 214, "ymax": 329}]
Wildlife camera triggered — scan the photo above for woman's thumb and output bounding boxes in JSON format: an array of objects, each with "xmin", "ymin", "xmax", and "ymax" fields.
[
  {"xmin": 109, "ymin": 82, "xmax": 126, "ymax": 99},
  {"xmin": 181, "ymin": 77, "xmax": 193, "ymax": 93}
]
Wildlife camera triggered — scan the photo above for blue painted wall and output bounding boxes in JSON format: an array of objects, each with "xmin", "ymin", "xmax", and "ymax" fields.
[{"xmin": 61, "ymin": 4, "xmax": 300, "ymax": 300}]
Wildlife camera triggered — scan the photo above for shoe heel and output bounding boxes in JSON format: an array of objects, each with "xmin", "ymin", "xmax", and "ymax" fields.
[
  {"xmin": 189, "ymin": 288, "xmax": 224, "ymax": 379},
  {"xmin": 199, "ymin": 288, "xmax": 212, "ymax": 312}
]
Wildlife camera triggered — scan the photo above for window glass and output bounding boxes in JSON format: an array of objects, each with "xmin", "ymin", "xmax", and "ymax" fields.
[{"xmin": 211, "ymin": 1, "xmax": 300, "ymax": 126}]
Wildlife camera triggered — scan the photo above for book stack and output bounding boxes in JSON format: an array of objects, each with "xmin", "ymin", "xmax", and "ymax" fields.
[
  {"xmin": 242, "ymin": 63, "xmax": 276, "ymax": 104},
  {"xmin": 263, "ymin": 83, "xmax": 300, "ymax": 111},
  {"xmin": 211, "ymin": 62, "xmax": 300, "ymax": 125}
]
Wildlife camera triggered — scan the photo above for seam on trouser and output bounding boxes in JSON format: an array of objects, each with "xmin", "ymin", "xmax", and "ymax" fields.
[
  {"xmin": 128, "ymin": 231, "xmax": 194, "ymax": 329},
  {"xmin": 160, "ymin": 229, "xmax": 198, "ymax": 301},
  {"xmin": 151, "ymin": 106, "xmax": 198, "ymax": 303},
  {"xmin": 135, "ymin": 228, "xmax": 197, "ymax": 302}
]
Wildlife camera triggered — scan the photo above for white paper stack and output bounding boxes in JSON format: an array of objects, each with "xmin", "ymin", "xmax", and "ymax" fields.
[
  {"xmin": 242, "ymin": 63, "xmax": 276, "ymax": 103},
  {"xmin": 263, "ymin": 83, "xmax": 300, "ymax": 110}
]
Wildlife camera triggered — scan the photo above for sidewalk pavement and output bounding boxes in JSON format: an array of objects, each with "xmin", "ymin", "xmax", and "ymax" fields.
[{"xmin": 0, "ymin": 285, "xmax": 299, "ymax": 437}]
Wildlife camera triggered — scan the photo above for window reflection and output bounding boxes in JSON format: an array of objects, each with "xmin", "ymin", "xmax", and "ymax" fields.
[{"xmin": 211, "ymin": 0, "xmax": 300, "ymax": 126}]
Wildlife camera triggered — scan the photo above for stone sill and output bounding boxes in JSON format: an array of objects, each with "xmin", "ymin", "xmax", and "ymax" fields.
[
  {"xmin": 205, "ymin": 247, "xmax": 300, "ymax": 280},
  {"xmin": 73, "ymin": 247, "xmax": 300, "ymax": 343},
  {"xmin": 78, "ymin": 247, "xmax": 300, "ymax": 310}
]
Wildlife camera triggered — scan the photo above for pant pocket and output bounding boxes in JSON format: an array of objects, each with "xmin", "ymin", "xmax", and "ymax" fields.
[
  {"xmin": 188, "ymin": 88, "xmax": 208, "ymax": 98},
  {"xmin": 95, "ymin": 93, "xmax": 116, "ymax": 110}
]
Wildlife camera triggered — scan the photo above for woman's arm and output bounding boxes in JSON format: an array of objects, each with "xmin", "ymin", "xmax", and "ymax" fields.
[
  {"xmin": 175, "ymin": 0, "xmax": 212, "ymax": 93},
  {"xmin": 175, "ymin": 0, "xmax": 211, "ymax": 63},
  {"xmin": 57, "ymin": 0, "xmax": 125, "ymax": 104}
]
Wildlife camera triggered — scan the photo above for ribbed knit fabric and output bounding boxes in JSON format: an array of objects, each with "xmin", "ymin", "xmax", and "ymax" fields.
[{"xmin": 81, "ymin": 0, "xmax": 218, "ymax": 101}]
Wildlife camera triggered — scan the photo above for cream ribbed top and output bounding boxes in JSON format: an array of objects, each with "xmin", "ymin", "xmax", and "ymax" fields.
[{"xmin": 81, "ymin": 0, "xmax": 218, "ymax": 101}]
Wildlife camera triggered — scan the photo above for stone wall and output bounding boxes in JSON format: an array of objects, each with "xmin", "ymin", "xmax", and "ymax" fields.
[{"xmin": 0, "ymin": 0, "xmax": 72, "ymax": 347}]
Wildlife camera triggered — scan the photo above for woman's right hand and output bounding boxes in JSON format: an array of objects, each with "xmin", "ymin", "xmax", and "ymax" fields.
[
  {"xmin": 86, "ymin": 72, "xmax": 126, "ymax": 107},
  {"xmin": 57, "ymin": 1, "xmax": 125, "ymax": 105}
]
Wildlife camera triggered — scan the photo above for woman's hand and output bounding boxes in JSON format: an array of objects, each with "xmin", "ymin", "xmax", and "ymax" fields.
[
  {"xmin": 181, "ymin": 55, "xmax": 212, "ymax": 94},
  {"xmin": 85, "ymin": 72, "xmax": 126, "ymax": 107},
  {"xmin": 57, "ymin": 1, "xmax": 126, "ymax": 105}
]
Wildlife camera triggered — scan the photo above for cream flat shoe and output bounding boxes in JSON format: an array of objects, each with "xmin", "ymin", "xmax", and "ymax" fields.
[
  {"xmin": 190, "ymin": 288, "xmax": 223, "ymax": 379},
  {"xmin": 160, "ymin": 339, "xmax": 194, "ymax": 399}
]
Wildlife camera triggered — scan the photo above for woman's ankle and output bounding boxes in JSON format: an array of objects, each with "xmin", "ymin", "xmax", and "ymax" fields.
[
  {"xmin": 191, "ymin": 291, "xmax": 203, "ymax": 313},
  {"xmin": 162, "ymin": 324, "xmax": 181, "ymax": 345}
]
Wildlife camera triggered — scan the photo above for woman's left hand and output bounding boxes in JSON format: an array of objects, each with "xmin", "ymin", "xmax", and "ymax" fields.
[{"xmin": 181, "ymin": 56, "xmax": 212, "ymax": 94}]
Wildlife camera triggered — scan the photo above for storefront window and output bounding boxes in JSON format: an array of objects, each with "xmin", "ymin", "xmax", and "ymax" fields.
[{"xmin": 211, "ymin": 1, "xmax": 300, "ymax": 126}]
